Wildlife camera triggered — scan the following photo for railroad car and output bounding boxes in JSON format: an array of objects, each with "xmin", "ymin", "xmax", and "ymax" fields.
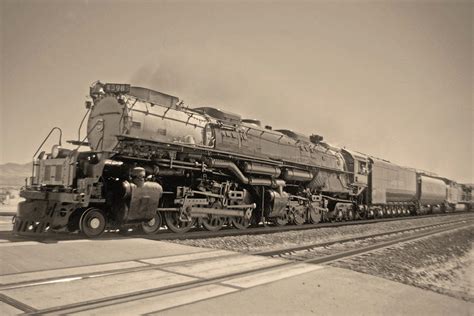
[
  {"xmin": 417, "ymin": 174, "xmax": 448, "ymax": 212},
  {"xmin": 363, "ymin": 158, "xmax": 417, "ymax": 217},
  {"xmin": 445, "ymin": 181, "xmax": 472, "ymax": 211},
  {"xmin": 458, "ymin": 184, "xmax": 473, "ymax": 210},
  {"xmin": 446, "ymin": 182, "xmax": 461, "ymax": 208},
  {"xmin": 13, "ymin": 81, "xmax": 472, "ymax": 237}
]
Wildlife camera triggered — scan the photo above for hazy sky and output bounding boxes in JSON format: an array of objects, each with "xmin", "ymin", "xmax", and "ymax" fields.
[{"xmin": 1, "ymin": 0, "xmax": 473, "ymax": 183}]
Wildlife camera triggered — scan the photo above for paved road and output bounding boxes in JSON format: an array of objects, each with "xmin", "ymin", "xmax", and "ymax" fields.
[
  {"xmin": 159, "ymin": 265, "xmax": 473, "ymax": 316},
  {"xmin": 0, "ymin": 236, "xmax": 471, "ymax": 315},
  {"xmin": 0, "ymin": 216, "xmax": 13, "ymax": 232}
]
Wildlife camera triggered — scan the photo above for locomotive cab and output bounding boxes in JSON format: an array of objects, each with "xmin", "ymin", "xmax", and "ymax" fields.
[{"xmin": 339, "ymin": 148, "xmax": 369, "ymax": 209}]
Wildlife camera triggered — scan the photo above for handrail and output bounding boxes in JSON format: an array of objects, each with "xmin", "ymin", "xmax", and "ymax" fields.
[
  {"xmin": 32, "ymin": 127, "xmax": 63, "ymax": 159},
  {"xmin": 30, "ymin": 127, "xmax": 62, "ymax": 186},
  {"xmin": 75, "ymin": 119, "xmax": 101, "ymax": 152},
  {"xmin": 77, "ymin": 108, "xmax": 91, "ymax": 141}
]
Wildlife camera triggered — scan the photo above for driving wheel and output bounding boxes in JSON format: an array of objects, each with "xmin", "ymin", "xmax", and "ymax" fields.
[
  {"xmin": 292, "ymin": 207, "xmax": 306, "ymax": 225},
  {"xmin": 308, "ymin": 206, "xmax": 322, "ymax": 224},
  {"xmin": 164, "ymin": 211, "xmax": 194, "ymax": 234},
  {"xmin": 230, "ymin": 208, "xmax": 252, "ymax": 230},
  {"xmin": 201, "ymin": 202, "xmax": 226, "ymax": 232},
  {"xmin": 271, "ymin": 211, "xmax": 289, "ymax": 226}
]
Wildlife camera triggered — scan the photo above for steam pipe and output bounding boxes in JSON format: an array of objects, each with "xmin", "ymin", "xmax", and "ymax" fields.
[
  {"xmin": 208, "ymin": 159, "xmax": 250, "ymax": 184},
  {"xmin": 208, "ymin": 159, "xmax": 285, "ymax": 188},
  {"xmin": 282, "ymin": 169, "xmax": 313, "ymax": 182},
  {"xmin": 243, "ymin": 162, "xmax": 281, "ymax": 177}
]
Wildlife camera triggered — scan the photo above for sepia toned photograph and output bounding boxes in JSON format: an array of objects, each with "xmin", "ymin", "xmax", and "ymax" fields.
[{"xmin": 0, "ymin": 0, "xmax": 472, "ymax": 315}]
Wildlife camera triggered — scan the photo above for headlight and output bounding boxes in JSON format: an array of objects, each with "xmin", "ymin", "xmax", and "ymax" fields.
[{"xmin": 51, "ymin": 145, "xmax": 61, "ymax": 159}]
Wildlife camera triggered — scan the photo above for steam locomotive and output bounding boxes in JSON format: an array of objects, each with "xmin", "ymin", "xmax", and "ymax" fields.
[{"xmin": 13, "ymin": 82, "xmax": 473, "ymax": 237}]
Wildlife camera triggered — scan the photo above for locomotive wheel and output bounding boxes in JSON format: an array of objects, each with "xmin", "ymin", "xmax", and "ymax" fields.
[
  {"xmin": 308, "ymin": 207, "xmax": 321, "ymax": 224},
  {"xmin": 293, "ymin": 214, "xmax": 305, "ymax": 225},
  {"xmin": 201, "ymin": 201, "xmax": 226, "ymax": 232},
  {"xmin": 229, "ymin": 195, "xmax": 254, "ymax": 229},
  {"xmin": 271, "ymin": 212, "xmax": 289, "ymax": 226},
  {"xmin": 292, "ymin": 210, "xmax": 305, "ymax": 225},
  {"xmin": 346, "ymin": 209, "xmax": 354, "ymax": 221},
  {"xmin": 230, "ymin": 216, "xmax": 251, "ymax": 230},
  {"xmin": 201, "ymin": 215, "xmax": 226, "ymax": 232},
  {"xmin": 140, "ymin": 212, "xmax": 163, "ymax": 235},
  {"xmin": 355, "ymin": 211, "xmax": 364, "ymax": 220},
  {"xmin": 164, "ymin": 212, "xmax": 194, "ymax": 234},
  {"xmin": 80, "ymin": 208, "xmax": 106, "ymax": 238}
]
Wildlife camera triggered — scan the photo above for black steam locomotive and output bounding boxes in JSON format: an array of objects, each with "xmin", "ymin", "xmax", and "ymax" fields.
[{"xmin": 14, "ymin": 82, "xmax": 473, "ymax": 237}]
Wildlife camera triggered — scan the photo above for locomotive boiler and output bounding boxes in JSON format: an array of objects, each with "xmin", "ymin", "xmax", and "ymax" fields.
[{"xmin": 13, "ymin": 81, "xmax": 472, "ymax": 237}]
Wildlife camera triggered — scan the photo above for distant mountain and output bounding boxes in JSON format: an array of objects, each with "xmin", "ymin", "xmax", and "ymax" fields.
[{"xmin": 0, "ymin": 162, "xmax": 31, "ymax": 187}]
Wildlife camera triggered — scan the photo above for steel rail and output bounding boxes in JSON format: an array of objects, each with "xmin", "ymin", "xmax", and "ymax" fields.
[
  {"xmin": 21, "ymin": 258, "xmax": 294, "ymax": 315},
  {"xmin": 134, "ymin": 211, "xmax": 474, "ymax": 241},
  {"xmin": 303, "ymin": 221, "xmax": 473, "ymax": 265},
  {"xmin": 0, "ymin": 211, "xmax": 473, "ymax": 243},
  {"xmin": 253, "ymin": 218, "xmax": 474, "ymax": 257},
  {"xmin": 0, "ymin": 252, "xmax": 242, "ymax": 291},
  {"xmin": 21, "ymin": 219, "xmax": 473, "ymax": 315},
  {"xmin": 9, "ymin": 217, "xmax": 463, "ymax": 289}
]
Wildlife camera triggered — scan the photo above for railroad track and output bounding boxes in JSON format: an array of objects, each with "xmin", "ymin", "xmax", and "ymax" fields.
[
  {"xmin": 142, "ymin": 211, "xmax": 474, "ymax": 241},
  {"xmin": 1, "ymin": 211, "xmax": 472, "ymax": 243},
  {"xmin": 2, "ymin": 217, "xmax": 471, "ymax": 315},
  {"xmin": 253, "ymin": 217, "xmax": 474, "ymax": 264},
  {"xmin": 0, "ymin": 219, "xmax": 474, "ymax": 314},
  {"xmin": 0, "ymin": 248, "xmax": 302, "ymax": 314}
]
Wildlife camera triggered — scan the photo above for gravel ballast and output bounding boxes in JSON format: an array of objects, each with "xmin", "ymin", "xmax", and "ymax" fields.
[
  {"xmin": 169, "ymin": 214, "xmax": 473, "ymax": 253},
  {"xmin": 169, "ymin": 214, "xmax": 473, "ymax": 302},
  {"xmin": 331, "ymin": 226, "xmax": 474, "ymax": 302}
]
